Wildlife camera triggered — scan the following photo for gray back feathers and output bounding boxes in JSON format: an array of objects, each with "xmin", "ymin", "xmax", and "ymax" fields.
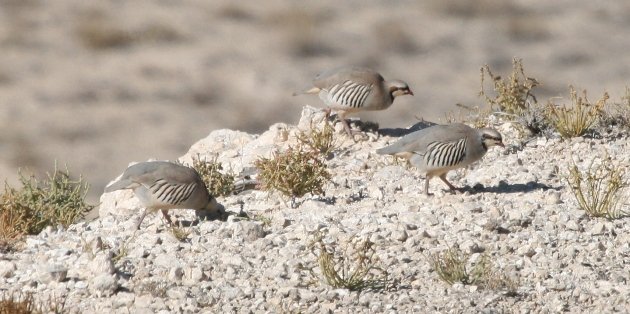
[
  {"xmin": 310, "ymin": 66, "xmax": 409, "ymax": 112},
  {"xmin": 148, "ymin": 178, "xmax": 199, "ymax": 206},
  {"xmin": 377, "ymin": 123, "xmax": 498, "ymax": 172},
  {"xmin": 104, "ymin": 161, "xmax": 212, "ymax": 210}
]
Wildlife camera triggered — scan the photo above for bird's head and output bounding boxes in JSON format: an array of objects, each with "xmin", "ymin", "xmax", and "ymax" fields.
[
  {"xmin": 480, "ymin": 128, "xmax": 504, "ymax": 148},
  {"xmin": 195, "ymin": 196, "xmax": 227, "ymax": 221},
  {"xmin": 389, "ymin": 80, "xmax": 414, "ymax": 98}
]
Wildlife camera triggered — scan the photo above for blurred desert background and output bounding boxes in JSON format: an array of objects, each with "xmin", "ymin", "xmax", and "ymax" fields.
[{"xmin": 1, "ymin": 0, "xmax": 629, "ymax": 203}]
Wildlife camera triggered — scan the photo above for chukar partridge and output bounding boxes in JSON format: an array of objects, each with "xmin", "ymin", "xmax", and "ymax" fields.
[
  {"xmin": 104, "ymin": 161, "xmax": 223, "ymax": 229},
  {"xmin": 298, "ymin": 66, "xmax": 413, "ymax": 135},
  {"xmin": 377, "ymin": 123, "xmax": 504, "ymax": 195}
]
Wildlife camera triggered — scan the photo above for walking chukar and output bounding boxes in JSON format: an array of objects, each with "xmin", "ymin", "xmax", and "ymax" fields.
[
  {"xmin": 376, "ymin": 123, "xmax": 504, "ymax": 195},
  {"xmin": 297, "ymin": 66, "xmax": 413, "ymax": 135},
  {"xmin": 104, "ymin": 161, "xmax": 223, "ymax": 229}
]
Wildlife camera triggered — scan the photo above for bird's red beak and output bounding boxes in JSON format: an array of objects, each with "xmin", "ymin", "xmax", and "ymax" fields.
[
  {"xmin": 498, "ymin": 142, "xmax": 505, "ymax": 147},
  {"xmin": 407, "ymin": 89, "xmax": 414, "ymax": 96}
]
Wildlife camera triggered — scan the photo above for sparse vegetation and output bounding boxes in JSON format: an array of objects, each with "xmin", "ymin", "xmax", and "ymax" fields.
[
  {"xmin": 516, "ymin": 101, "xmax": 554, "ymax": 136},
  {"xmin": 189, "ymin": 154, "xmax": 235, "ymax": 197},
  {"xmin": 0, "ymin": 165, "xmax": 93, "ymax": 251},
  {"xmin": 429, "ymin": 246, "xmax": 518, "ymax": 294},
  {"xmin": 112, "ymin": 237, "xmax": 132, "ymax": 266},
  {"xmin": 480, "ymin": 58, "xmax": 540, "ymax": 114},
  {"xmin": 429, "ymin": 246, "xmax": 469, "ymax": 285},
  {"xmin": 295, "ymin": 119, "xmax": 338, "ymax": 156},
  {"xmin": 0, "ymin": 291, "xmax": 65, "ymax": 314},
  {"xmin": 255, "ymin": 119, "xmax": 338, "ymax": 206},
  {"xmin": 135, "ymin": 280, "xmax": 170, "ymax": 298},
  {"xmin": 255, "ymin": 146, "xmax": 330, "ymax": 206},
  {"xmin": 546, "ymin": 87, "xmax": 607, "ymax": 139},
  {"xmin": 169, "ymin": 222, "xmax": 192, "ymax": 242},
  {"xmin": 600, "ymin": 87, "xmax": 630, "ymax": 130},
  {"xmin": 308, "ymin": 234, "xmax": 391, "ymax": 292},
  {"xmin": 566, "ymin": 156, "xmax": 628, "ymax": 219}
]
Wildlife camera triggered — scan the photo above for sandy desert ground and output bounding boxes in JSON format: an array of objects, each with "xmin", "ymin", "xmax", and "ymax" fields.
[{"xmin": 1, "ymin": 0, "xmax": 629, "ymax": 202}]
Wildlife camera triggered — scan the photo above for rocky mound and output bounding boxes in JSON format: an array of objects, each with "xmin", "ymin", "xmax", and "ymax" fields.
[{"xmin": 1, "ymin": 107, "xmax": 628, "ymax": 313}]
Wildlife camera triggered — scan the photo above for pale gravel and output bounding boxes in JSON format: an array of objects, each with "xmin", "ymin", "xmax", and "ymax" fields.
[{"xmin": 1, "ymin": 107, "xmax": 629, "ymax": 313}]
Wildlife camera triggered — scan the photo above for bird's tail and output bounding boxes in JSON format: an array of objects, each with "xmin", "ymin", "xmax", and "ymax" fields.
[
  {"xmin": 376, "ymin": 146, "xmax": 395, "ymax": 155},
  {"xmin": 103, "ymin": 178, "xmax": 132, "ymax": 193},
  {"xmin": 292, "ymin": 87, "xmax": 320, "ymax": 97}
]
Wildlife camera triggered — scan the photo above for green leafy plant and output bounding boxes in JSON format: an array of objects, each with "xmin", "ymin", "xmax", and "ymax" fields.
[
  {"xmin": 0, "ymin": 165, "xmax": 93, "ymax": 250},
  {"xmin": 309, "ymin": 235, "xmax": 391, "ymax": 292},
  {"xmin": 546, "ymin": 87, "xmax": 607, "ymax": 138},
  {"xmin": 255, "ymin": 146, "xmax": 330, "ymax": 207},
  {"xmin": 566, "ymin": 157, "xmax": 628, "ymax": 219},
  {"xmin": 429, "ymin": 246, "xmax": 518, "ymax": 293},
  {"xmin": 189, "ymin": 154, "xmax": 235, "ymax": 197},
  {"xmin": 480, "ymin": 58, "xmax": 540, "ymax": 113}
]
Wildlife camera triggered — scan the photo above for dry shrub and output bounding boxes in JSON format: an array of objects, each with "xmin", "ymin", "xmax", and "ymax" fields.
[
  {"xmin": 0, "ymin": 291, "xmax": 65, "ymax": 314},
  {"xmin": 429, "ymin": 246, "xmax": 518, "ymax": 294},
  {"xmin": 307, "ymin": 234, "xmax": 391, "ymax": 292},
  {"xmin": 255, "ymin": 119, "xmax": 334, "ymax": 206},
  {"xmin": 566, "ymin": 156, "xmax": 628, "ymax": 219},
  {"xmin": 255, "ymin": 147, "xmax": 330, "ymax": 206},
  {"xmin": 480, "ymin": 58, "xmax": 540, "ymax": 114},
  {"xmin": 189, "ymin": 155, "xmax": 235, "ymax": 197},
  {"xmin": 546, "ymin": 87, "xmax": 607, "ymax": 138},
  {"xmin": 295, "ymin": 119, "xmax": 338, "ymax": 156},
  {"xmin": 600, "ymin": 87, "xmax": 630, "ymax": 130},
  {"xmin": 0, "ymin": 165, "xmax": 93, "ymax": 250}
]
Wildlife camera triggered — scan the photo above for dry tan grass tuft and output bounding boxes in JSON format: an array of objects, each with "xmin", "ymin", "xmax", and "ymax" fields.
[
  {"xmin": 480, "ymin": 58, "xmax": 540, "ymax": 114},
  {"xmin": 0, "ymin": 291, "xmax": 65, "ymax": 314},
  {"xmin": 600, "ymin": 87, "xmax": 630, "ymax": 130},
  {"xmin": 566, "ymin": 156, "xmax": 628, "ymax": 219},
  {"xmin": 307, "ymin": 234, "xmax": 391, "ymax": 292},
  {"xmin": 295, "ymin": 119, "xmax": 338, "ymax": 157},
  {"xmin": 546, "ymin": 87, "xmax": 607, "ymax": 138},
  {"xmin": 429, "ymin": 246, "xmax": 518, "ymax": 294}
]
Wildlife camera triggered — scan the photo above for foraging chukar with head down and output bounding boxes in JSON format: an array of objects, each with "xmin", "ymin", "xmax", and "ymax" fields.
[
  {"xmin": 377, "ymin": 123, "xmax": 504, "ymax": 195},
  {"xmin": 297, "ymin": 66, "xmax": 413, "ymax": 135},
  {"xmin": 104, "ymin": 161, "xmax": 223, "ymax": 230}
]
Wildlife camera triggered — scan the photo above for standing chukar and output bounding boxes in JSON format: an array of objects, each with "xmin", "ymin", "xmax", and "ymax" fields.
[
  {"xmin": 297, "ymin": 66, "xmax": 413, "ymax": 135},
  {"xmin": 104, "ymin": 161, "xmax": 223, "ymax": 229},
  {"xmin": 377, "ymin": 123, "xmax": 504, "ymax": 195}
]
